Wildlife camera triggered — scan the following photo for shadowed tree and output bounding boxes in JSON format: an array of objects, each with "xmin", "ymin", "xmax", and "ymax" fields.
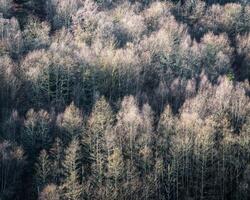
[
  {"xmin": 57, "ymin": 102, "xmax": 84, "ymax": 144},
  {"xmin": 21, "ymin": 109, "xmax": 52, "ymax": 158},
  {"xmin": 49, "ymin": 138, "xmax": 64, "ymax": 185},
  {"xmin": 35, "ymin": 149, "xmax": 52, "ymax": 193},
  {"xmin": 107, "ymin": 147, "xmax": 124, "ymax": 200},
  {"xmin": 0, "ymin": 141, "xmax": 26, "ymax": 200},
  {"xmin": 61, "ymin": 138, "xmax": 82, "ymax": 200}
]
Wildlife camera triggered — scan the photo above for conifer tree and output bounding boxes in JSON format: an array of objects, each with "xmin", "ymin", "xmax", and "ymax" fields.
[
  {"xmin": 88, "ymin": 96, "xmax": 114, "ymax": 182},
  {"xmin": 22, "ymin": 109, "xmax": 52, "ymax": 158},
  {"xmin": 107, "ymin": 147, "xmax": 124, "ymax": 200},
  {"xmin": 115, "ymin": 96, "xmax": 142, "ymax": 161},
  {"xmin": 0, "ymin": 141, "xmax": 26, "ymax": 200},
  {"xmin": 57, "ymin": 102, "xmax": 84, "ymax": 144},
  {"xmin": 61, "ymin": 138, "xmax": 82, "ymax": 200},
  {"xmin": 39, "ymin": 184, "xmax": 60, "ymax": 200},
  {"xmin": 139, "ymin": 104, "xmax": 154, "ymax": 193},
  {"xmin": 50, "ymin": 138, "xmax": 64, "ymax": 185},
  {"xmin": 35, "ymin": 149, "xmax": 52, "ymax": 193},
  {"xmin": 156, "ymin": 103, "xmax": 176, "ymax": 186}
]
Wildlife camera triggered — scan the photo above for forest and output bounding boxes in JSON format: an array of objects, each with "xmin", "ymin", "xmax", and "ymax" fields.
[{"xmin": 0, "ymin": 0, "xmax": 249, "ymax": 199}]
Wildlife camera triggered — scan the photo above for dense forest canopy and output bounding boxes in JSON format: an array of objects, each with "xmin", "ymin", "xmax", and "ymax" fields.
[{"xmin": 0, "ymin": 0, "xmax": 249, "ymax": 200}]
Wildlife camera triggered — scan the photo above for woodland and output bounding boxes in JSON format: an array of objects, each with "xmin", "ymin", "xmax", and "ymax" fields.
[{"xmin": 0, "ymin": 0, "xmax": 250, "ymax": 200}]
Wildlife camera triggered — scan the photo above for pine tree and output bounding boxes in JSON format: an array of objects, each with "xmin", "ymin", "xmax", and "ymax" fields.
[
  {"xmin": 0, "ymin": 56, "xmax": 20, "ymax": 111},
  {"xmin": 0, "ymin": 141, "xmax": 26, "ymax": 200},
  {"xmin": 50, "ymin": 138, "xmax": 64, "ymax": 185},
  {"xmin": 57, "ymin": 102, "xmax": 84, "ymax": 144},
  {"xmin": 23, "ymin": 17, "xmax": 50, "ymax": 51},
  {"xmin": 0, "ymin": 16, "xmax": 23, "ymax": 58},
  {"xmin": 22, "ymin": 109, "xmax": 52, "ymax": 158},
  {"xmin": 35, "ymin": 150, "xmax": 52, "ymax": 193},
  {"xmin": 156, "ymin": 105, "xmax": 175, "ymax": 163},
  {"xmin": 115, "ymin": 96, "xmax": 142, "ymax": 162},
  {"xmin": 88, "ymin": 96, "xmax": 114, "ymax": 182},
  {"xmin": 154, "ymin": 105, "xmax": 177, "ymax": 199},
  {"xmin": 107, "ymin": 147, "xmax": 124, "ymax": 200},
  {"xmin": 138, "ymin": 104, "xmax": 154, "ymax": 199},
  {"xmin": 61, "ymin": 138, "xmax": 82, "ymax": 200},
  {"xmin": 193, "ymin": 118, "xmax": 218, "ymax": 200}
]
